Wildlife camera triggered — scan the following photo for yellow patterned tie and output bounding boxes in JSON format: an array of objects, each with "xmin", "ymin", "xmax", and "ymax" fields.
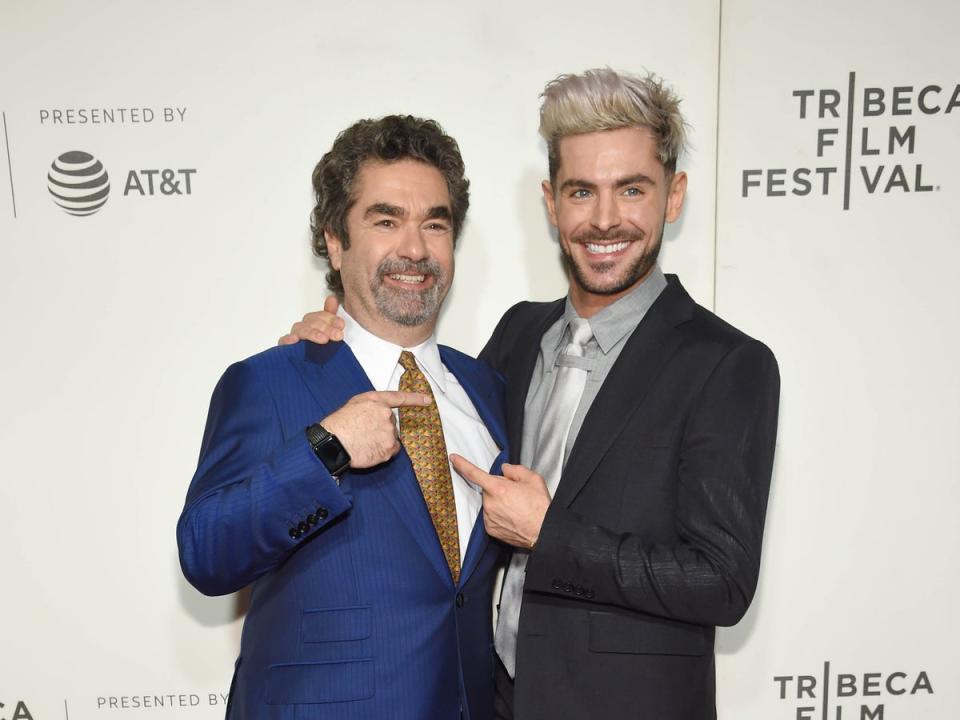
[{"xmin": 398, "ymin": 350, "xmax": 461, "ymax": 583}]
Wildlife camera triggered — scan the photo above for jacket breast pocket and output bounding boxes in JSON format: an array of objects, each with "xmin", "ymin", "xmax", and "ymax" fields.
[
  {"xmin": 266, "ymin": 659, "xmax": 374, "ymax": 704},
  {"xmin": 588, "ymin": 610, "xmax": 707, "ymax": 656}
]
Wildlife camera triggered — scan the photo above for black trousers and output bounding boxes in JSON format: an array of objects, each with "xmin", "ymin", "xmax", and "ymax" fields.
[{"xmin": 493, "ymin": 655, "xmax": 515, "ymax": 720}]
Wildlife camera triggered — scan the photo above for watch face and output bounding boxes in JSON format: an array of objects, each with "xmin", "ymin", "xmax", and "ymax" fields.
[{"xmin": 307, "ymin": 424, "xmax": 350, "ymax": 476}]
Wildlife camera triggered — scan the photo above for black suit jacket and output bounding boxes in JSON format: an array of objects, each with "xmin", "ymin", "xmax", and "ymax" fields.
[{"xmin": 480, "ymin": 275, "xmax": 780, "ymax": 720}]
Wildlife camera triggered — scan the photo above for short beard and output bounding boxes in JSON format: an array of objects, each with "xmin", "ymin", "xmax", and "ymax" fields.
[
  {"xmin": 561, "ymin": 226, "xmax": 663, "ymax": 297},
  {"xmin": 371, "ymin": 258, "xmax": 448, "ymax": 327}
]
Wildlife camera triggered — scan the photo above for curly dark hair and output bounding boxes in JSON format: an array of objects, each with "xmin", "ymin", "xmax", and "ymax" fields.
[{"xmin": 310, "ymin": 115, "xmax": 470, "ymax": 298}]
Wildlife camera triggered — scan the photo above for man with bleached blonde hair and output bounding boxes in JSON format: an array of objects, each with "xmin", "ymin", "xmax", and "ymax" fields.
[
  {"xmin": 457, "ymin": 67, "xmax": 780, "ymax": 720},
  {"xmin": 284, "ymin": 68, "xmax": 780, "ymax": 719},
  {"xmin": 540, "ymin": 68, "xmax": 688, "ymax": 179}
]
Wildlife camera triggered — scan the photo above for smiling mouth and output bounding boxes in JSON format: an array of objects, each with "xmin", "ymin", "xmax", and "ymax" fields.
[
  {"xmin": 583, "ymin": 241, "xmax": 630, "ymax": 255},
  {"xmin": 388, "ymin": 273, "xmax": 426, "ymax": 283}
]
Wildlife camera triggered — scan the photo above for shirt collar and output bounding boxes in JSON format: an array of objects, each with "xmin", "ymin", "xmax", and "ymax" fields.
[
  {"xmin": 556, "ymin": 264, "xmax": 668, "ymax": 355},
  {"xmin": 339, "ymin": 307, "xmax": 447, "ymax": 393}
]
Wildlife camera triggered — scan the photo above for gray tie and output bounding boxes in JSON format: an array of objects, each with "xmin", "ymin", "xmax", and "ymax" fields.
[{"xmin": 494, "ymin": 317, "xmax": 593, "ymax": 678}]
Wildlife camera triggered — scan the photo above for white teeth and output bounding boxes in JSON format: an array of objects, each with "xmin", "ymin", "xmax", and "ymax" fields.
[
  {"xmin": 584, "ymin": 241, "xmax": 629, "ymax": 254},
  {"xmin": 389, "ymin": 274, "xmax": 425, "ymax": 283}
]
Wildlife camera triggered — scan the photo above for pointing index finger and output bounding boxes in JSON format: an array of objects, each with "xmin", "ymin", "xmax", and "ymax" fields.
[
  {"xmin": 375, "ymin": 390, "xmax": 432, "ymax": 408},
  {"xmin": 450, "ymin": 453, "xmax": 497, "ymax": 491}
]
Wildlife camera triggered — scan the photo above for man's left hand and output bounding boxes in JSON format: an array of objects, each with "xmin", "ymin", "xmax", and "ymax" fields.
[{"xmin": 450, "ymin": 455, "xmax": 551, "ymax": 549}]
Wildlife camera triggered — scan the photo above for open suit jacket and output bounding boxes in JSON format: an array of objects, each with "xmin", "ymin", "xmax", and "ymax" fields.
[
  {"xmin": 480, "ymin": 275, "xmax": 780, "ymax": 720},
  {"xmin": 177, "ymin": 340, "xmax": 507, "ymax": 720}
]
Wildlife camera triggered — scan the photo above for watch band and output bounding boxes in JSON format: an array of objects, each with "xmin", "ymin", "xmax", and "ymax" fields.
[{"xmin": 306, "ymin": 423, "xmax": 351, "ymax": 477}]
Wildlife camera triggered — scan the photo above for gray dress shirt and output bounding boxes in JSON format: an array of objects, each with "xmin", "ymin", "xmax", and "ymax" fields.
[{"xmin": 520, "ymin": 266, "xmax": 668, "ymax": 472}]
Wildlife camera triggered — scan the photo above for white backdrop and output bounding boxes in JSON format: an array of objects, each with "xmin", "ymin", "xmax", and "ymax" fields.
[
  {"xmin": 0, "ymin": 0, "xmax": 956, "ymax": 718},
  {"xmin": 715, "ymin": 1, "xmax": 959, "ymax": 718}
]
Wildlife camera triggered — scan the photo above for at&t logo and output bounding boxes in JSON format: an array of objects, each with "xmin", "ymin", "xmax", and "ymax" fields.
[
  {"xmin": 47, "ymin": 150, "xmax": 110, "ymax": 216},
  {"xmin": 45, "ymin": 149, "xmax": 198, "ymax": 217}
]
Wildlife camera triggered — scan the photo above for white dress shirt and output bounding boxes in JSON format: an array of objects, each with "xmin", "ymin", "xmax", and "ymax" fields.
[{"xmin": 339, "ymin": 308, "xmax": 499, "ymax": 557}]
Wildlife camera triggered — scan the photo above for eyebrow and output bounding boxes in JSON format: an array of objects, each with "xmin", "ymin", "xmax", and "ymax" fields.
[
  {"xmin": 362, "ymin": 203, "xmax": 452, "ymax": 222},
  {"xmin": 364, "ymin": 202, "xmax": 405, "ymax": 219},
  {"xmin": 559, "ymin": 173, "xmax": 657, "ymax": 192},
  {"xmin": 424, "ymin": 206, "xmax": 452, "ymax": 221}
]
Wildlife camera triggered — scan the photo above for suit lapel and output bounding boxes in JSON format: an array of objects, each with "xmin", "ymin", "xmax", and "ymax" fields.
[
  {"xmin": 292, "ymin": 340, "xmax": 375, "ymax": 417},
  {"xmin": 441, "ymin": 346, "xmax": 507, "ymax": 452},
  {"xmin": 553, "ymin": 278, "xmax": 695, "ymax": 508},
  {"xmin": 293, "ymin": 341, "xmax": 454, "ymax": 586},
  {"xmin": 440, "ymin": 346, "xmax": 508, "ymax": 586}
]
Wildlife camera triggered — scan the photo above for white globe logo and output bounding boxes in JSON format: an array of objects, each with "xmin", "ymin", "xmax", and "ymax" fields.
[{"xmin": 47, "ymin": 150, "xmax": 111, "ymax": 216}]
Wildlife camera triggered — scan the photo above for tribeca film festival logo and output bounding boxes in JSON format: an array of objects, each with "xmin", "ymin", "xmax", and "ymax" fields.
[
  {"xmin": 46, "ymin": 150, "xmax": 197, "ymax": 216},
  {"xmin": 742, "ymin": 72, "xmax": 958, "ymax": 210},
  {"xmin": 774, "ymin": 661, "xmax": 933, "ymax": 719},
  {"xmin": 0, "ymin": 699, "xmax": 36, "ymax": 720}
]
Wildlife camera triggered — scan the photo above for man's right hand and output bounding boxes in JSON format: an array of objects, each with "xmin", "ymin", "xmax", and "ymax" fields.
[
  {"xmin": 279, "ymin": 295, "xmax": 345, "ymax": 346},
  {"xmin": 321, "ymin": 391, "xmax": 432, "ymax": 469}
]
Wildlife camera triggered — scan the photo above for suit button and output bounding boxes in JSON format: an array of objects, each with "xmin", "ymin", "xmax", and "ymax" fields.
[
  {"xmin": 298, "ymin": 521, "xmax": 308, "ymax": 533},
  {"xmin": 585, "ymin": 590, "xmax": 595, "ymax": 600},
  {"xmin": 288, "ymin": 528, "xmax": 299, "ymax": 539},
  {"xmin": 551, "ymin": 579, "xmax": 562, "ymax": 590},
  {"xmin": 563, "ymin": 583, "xmax": 574, "ymax": 593},
  {"xmin": 575, "ymin": 587, "xmax": 585, "ymax": 597},
  {"xmin": 317, "ymin": 507, "xmax": 328, "ymax": 519},
  {"xmin": 456, "ymin": 592, "xmax": 465, "ymax": 608},
  {"xmin": 307, "ymin": 513, "xmax": 318, "ymax": 525}
]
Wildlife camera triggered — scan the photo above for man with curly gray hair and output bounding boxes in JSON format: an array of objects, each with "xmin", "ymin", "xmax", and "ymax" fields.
[{"xmin": 181, "ymin": 114, "xmax": 507, "ymax": 720}]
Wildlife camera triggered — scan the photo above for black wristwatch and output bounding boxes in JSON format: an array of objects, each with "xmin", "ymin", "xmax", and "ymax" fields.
[{"xmin": 306, "ymin": 423, "xmax": 351, "ymax": 478}]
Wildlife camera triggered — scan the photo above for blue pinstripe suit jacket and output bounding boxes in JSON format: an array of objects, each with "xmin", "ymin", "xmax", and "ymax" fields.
[{"xmin": 177, "ymin": 339, "xmax": 507, "ymax": 720}]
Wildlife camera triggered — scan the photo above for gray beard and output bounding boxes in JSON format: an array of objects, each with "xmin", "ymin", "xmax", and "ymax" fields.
[{"xmin": 371, "ymin": 258, "xmax": 448, "ymax": 327}]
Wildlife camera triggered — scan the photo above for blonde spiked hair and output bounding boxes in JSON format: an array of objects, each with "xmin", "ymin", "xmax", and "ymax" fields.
[{"xmin": 539, "ymin": 68, "xmax": 688, "ymax": 182}]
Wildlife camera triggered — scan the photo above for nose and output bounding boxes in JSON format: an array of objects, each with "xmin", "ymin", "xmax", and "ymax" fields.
[
  {"xmin": 590, "ymin": 193, "xmax": 621, "ymax": 233},
  {"xmin": 397, "ymin": 225, "xmax": 428, "ymax": 261}
]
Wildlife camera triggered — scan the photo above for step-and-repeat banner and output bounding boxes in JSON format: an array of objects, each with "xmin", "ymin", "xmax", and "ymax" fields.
[
  {"xmin": 1, "ymin": 0, "xmax": 955, "ymax": 718},
  {"xmin": 715, "ymin": 1, "xmax": 958, "ymax": 719}
]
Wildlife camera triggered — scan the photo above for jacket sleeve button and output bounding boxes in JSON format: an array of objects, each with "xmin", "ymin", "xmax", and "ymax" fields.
[{"xmin": 317, "ymin": 507, "xmax": 329, "ymax": 519}]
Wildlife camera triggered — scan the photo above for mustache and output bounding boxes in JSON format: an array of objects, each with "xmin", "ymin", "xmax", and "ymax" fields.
[
  {"xmin": 570, "ymin": 229, "xmax": 644, "ymax": 244},
  {"xmin": 377, "ymin": 258, "xmax": 444, "ymax": 277}
]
